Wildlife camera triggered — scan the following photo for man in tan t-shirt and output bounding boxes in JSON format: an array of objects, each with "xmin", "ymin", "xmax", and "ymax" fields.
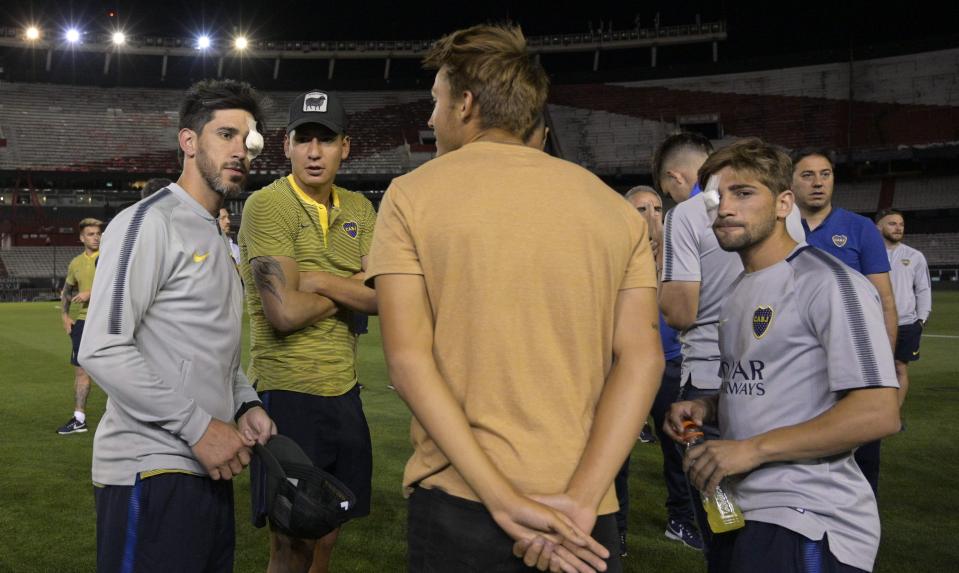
[{"xmin": 367, "ymin": 24, "xmax": 664, "ymax": 573}]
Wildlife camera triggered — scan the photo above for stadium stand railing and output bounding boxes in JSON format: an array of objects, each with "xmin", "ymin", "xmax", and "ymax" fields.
[
  {"xmin": 900, "ymin": 233, "xmax": 959, "ymax": 268},
  {"xmin": 0, "ymin": 82, "xmax": 434, "ymax": 177},
  {"xmin": 0, "ymin": 246, "xmax": 83, "ymax": 279},
  {"xmin": 893, "ymin": 176, "xmax": 959, "ymax": 210}
]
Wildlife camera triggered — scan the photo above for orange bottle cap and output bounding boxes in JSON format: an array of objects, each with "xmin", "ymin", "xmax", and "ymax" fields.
[{"xmin": 681, "ymin": 420, "xmax": 704, "ymax": 440}]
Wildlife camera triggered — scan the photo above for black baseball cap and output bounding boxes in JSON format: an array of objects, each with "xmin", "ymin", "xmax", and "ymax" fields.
[
  {"xmin": 254, "ymin": 435, "xmax": 356, "ymax": 539},
  {"xmin": 287, "ymin": 90, "xmax": 348, "ymax": 134}
]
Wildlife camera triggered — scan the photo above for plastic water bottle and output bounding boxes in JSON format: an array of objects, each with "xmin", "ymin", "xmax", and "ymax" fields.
[{"xmin": 682, "ymin": 420, "xmax": 745, "ymax": 533}]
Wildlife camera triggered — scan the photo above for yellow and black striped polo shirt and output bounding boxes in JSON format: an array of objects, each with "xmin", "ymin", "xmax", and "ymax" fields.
[
  {"xmin": 65, "ymin": 250, "xmax": 98, "ymax": 321},
  {"xmin": 239, "ymin": 175, "xmax": 376, "ymax": 396}
]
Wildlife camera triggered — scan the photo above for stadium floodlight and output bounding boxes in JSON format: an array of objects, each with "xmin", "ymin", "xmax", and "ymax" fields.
[
  {"xmin": 234, "ymin": 36, "xmax": 248, "ymax": 50},
  {"xmin": 65, "ymin": 28, "xmax": 81, "ymax": 43},
  {"xmin": 112, "ymin": 31, "xmax": 126, "ymax": 45},
  {"xmin": 25, "ymin": 26, "xmax": 41, "ymax": 41},
  {"xmin": 196, "ymin": 35, "xmax": 211, "ymax": 49}
]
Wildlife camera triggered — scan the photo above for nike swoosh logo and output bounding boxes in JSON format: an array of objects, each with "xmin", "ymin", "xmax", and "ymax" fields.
[
  {"xmin": 193, "ymin": 251, "xmax": 210, "ymax": 263},
  {"xmin": 912, "ymin": 351, "xmax": 920, "ymax": 356}
]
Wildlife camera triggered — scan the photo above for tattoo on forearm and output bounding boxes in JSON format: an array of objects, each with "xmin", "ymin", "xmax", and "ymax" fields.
[
  {"xmin": 251, "ymin": 257, "xmax": 285, "ymax": 302},
  {"xmin": 61, "ymin": 285, "xmax": 75, "ymax": 314}
]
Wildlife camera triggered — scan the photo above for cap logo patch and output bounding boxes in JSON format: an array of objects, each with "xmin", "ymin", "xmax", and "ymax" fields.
[
  {"xmin": 752, "ymin": 305, "xmax": 774, "ymax": 339},
  {"xmin": 342, "ymin": 221, "xmax": 358, "ymax": 238},
  {"xmin": 832, "ymin": 234, "xmax": 848, "ymax": 248},
  {"xmin": 902, "ymin": 259, "xmax": 911, "ymax": 266},
  {"xmin": 303, "ymin": 92, "xmax": 328, "ymax": 113}
]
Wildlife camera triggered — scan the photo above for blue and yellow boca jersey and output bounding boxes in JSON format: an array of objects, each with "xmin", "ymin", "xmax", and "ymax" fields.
[{"xmin": 802, "ymin": 207, "xmax": 890, "ymax": 275}]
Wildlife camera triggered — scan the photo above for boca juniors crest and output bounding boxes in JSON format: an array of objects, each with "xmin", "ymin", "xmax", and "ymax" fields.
[
  {"xmin": 832, "ymin": 234, "xmax": 848, "ymax": 248},
  {"xmin": 752, "ymin": 306, "xmax": 774, "ymax": 339},
  {"xmin": 342, "ymin": 221, "xmax": 358, "ymax": 238}
]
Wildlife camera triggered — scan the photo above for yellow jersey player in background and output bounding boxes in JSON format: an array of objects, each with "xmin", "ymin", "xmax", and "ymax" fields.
[{"xmin": 57, "ymin": 217, "xmax": 103, "ymax": 435}]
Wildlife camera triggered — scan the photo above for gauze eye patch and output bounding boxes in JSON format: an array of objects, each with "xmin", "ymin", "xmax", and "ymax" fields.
[{"xmin": 246, "ymin": 117, "xmax": 264, "ymax": 161}]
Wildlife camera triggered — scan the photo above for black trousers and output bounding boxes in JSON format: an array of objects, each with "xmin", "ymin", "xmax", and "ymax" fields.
[{"xmin": 408, "ymin": 486, "xmax": 622, "ymax": 573}]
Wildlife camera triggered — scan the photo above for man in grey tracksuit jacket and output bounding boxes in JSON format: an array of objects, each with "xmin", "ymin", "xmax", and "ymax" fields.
[
  {"xmin": 81, "ymin": 183, "xmax": 260, "ymax": 483},
  {"xmin": 78, "ymin": 79, "xmax": 275, "ymax": 573}
]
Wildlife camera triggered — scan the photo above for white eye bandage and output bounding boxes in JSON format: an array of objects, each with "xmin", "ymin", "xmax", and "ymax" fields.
[
  {"xmin": 246, "ymin": 118, "xmax": 264, "ymax": 161},
  {"xmin": 703, "ymin": 173, "xmax": 721, "ymax": 222},
  {"xmin": 785, "ymin": 203, "xmax": 806, "ymax": 242}
]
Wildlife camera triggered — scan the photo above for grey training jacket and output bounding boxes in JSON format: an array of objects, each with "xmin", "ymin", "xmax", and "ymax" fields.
[{"xmin": 79, "ymin": 183, "xmax": 259, "ymax": 486}]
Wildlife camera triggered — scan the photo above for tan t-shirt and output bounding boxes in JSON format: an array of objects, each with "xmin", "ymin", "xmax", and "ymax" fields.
[{"xmin": 367, "ymin": 141, "xmax": 656, "ymax": 514}]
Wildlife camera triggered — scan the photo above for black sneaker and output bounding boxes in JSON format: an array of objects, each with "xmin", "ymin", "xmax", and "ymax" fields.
[
  {"xmin": 618, "ymin": 532, "xmax": 627, "ymax": 558},
  {"xmin": 638, "ymin": 423, "xmax": 657, "ymax": 444},
  {"xmin": 665, "ymin": 518, "xmax": 704, "ymax": 550},
  {"xmin": 57, "ymin": 417, "xmax": 88, "ymax": 435}
]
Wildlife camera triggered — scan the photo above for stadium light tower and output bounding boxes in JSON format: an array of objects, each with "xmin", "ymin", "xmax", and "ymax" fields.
[
  {"xmin": 112, "ymin": 31, "xmax": 126, "ymax": 45},
  {"xmin": 234, "ymin": 36, "xmax": 248, "ymax": 50},
  {"xmin": 25, "ymin": 26, "xmax": 41, "ymax": 41},
  {"xmin": 65, "ymin": 28, "xmax": 81, "ymax": 43},
  {"xmin": 196, "ymin": 34, "xmax": 211, "ymax": 50}
]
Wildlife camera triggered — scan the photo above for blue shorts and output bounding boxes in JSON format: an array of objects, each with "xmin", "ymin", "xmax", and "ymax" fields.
[
  {"xmin": 894, "ymin": 320, "xmax": 923, "ymax": 363},
  {"xmin": 709, "ymin": 521, "xmax": 868, "ymax": 573},
  {"xmin": 69, "ymin": 319, "xmax": 85, "ymax": 367},
  {"xmin": 251, "ymin": 386, "xmax": 372, "ymax": 533},
  {"xmin": 94, "ymin": 473, "xmax": 234, "ymax": 573},
  {"xmin": 408, "ymin": 486, "xmax": 622, "ymax": 573}
]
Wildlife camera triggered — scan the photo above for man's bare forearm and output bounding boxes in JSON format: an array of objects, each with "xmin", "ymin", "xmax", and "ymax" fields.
[
  {"xmin": 867, "ymin": 272, "xmax": 898, "ymax": 350},
  {"xmin": 302, "ymin": 271, "xmax": 377, "ymax": 314},
  {"xmin": 567, "ymin": 348, "xmax": 663, "ymax": 509},
  {"xmin": 750, "ymin": 387, "xmax": 900, "ymax": 464},
  {"xmin": 251, "ymin": 257, "xmax": 284, "ymax": 302},
  {"xmin": 659, "ymin": 281, "xmax": 700, "ymax": 330},
  {"xmin": 566, "ymin": 287, "xmax": 664, "ymax": 510},
  {"xmin": 61, "ymin": 284, "xmax": 75, "ymax": 316},
  {"xmin": 251, "ymin": 256, "xmax": 338, "ymax": 333}
]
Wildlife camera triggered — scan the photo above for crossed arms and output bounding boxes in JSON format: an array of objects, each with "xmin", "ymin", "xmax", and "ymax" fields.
[{"xmin": 251, "ymin": 255, "xmax": 377, "ymax": 334}]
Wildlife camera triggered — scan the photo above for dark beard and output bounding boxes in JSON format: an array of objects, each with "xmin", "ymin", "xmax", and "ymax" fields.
[{"xmin": 197, "ymin": 147, "xmax": 245, "ymax": 197}]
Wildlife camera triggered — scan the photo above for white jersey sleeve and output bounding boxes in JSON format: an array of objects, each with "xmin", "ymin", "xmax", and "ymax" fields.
[
  {"xmin": 662, "ymin": 202, "xmax": 702, "ymax": 282},
  {"xmin": 800, "ymin": 249, "xmax": 899, "ymax": 392},
  {"xmin": 913, "ymin": 251, "xmax": 932, "ymax": 322}
]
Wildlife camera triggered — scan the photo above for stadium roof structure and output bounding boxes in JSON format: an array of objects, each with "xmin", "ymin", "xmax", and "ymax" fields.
[
  {"xmin": 0, "ymin": 21, "xmax": 728, "ymax": 81},
  {"xmin": 2, "ymin": 1, "xmax": 956, "ymax": 69}
]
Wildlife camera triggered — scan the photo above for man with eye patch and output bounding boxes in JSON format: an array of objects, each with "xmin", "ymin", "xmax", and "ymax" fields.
[
  {"xmin": 238, "ymin": 89, "xmax": 377, "ymax": 573},
  {"xmin": 80, "ymin": 79, "xmax": 275, "ymax": 573},
  {"xmin": 666, "ymin": 138, "xmax": 899, "ymax": 573}
]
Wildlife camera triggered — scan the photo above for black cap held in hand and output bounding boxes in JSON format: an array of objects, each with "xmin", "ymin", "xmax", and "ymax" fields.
[{"xmin": 254, "ymin": 435, "xmax": 356, "ymax": 539}]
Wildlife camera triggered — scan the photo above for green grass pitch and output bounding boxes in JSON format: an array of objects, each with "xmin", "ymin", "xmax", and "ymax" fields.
[{"xmin": 1, "ymin": 292, "xmax": 957, "ymax": 572}]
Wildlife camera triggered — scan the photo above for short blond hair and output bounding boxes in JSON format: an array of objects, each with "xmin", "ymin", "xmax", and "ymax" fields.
[
  {"xmin": 78, "ymin": 218, "xmax": 104, "ymax": 232},
  {"xmin": 424, "ymin": 24, "xmax": 549, "ymax": 137}
]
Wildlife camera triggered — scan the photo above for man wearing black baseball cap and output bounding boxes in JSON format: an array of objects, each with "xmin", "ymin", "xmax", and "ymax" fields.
[{"xmin": 238, "ymin": 90, "xmax": 378, "ymax": 573}]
